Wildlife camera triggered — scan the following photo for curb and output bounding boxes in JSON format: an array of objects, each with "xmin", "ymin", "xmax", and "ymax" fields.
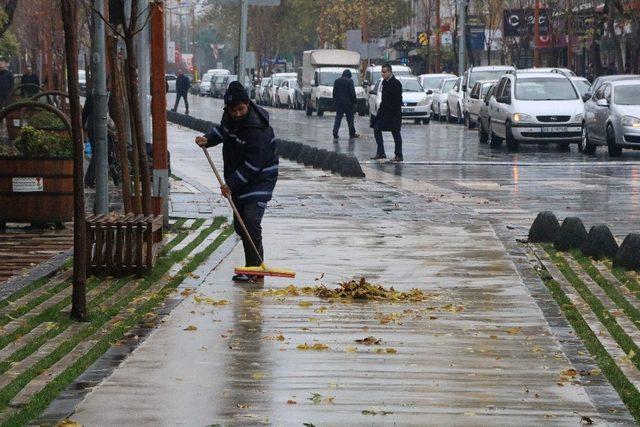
[{"xmin": 166, "ymin": 110, "xmax": 365, "ymax": 178}]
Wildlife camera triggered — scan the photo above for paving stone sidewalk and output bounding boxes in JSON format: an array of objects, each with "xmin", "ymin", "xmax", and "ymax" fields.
[{"xmin": 54, "ymin": 124, "xmax": 634, "ymax": 425}]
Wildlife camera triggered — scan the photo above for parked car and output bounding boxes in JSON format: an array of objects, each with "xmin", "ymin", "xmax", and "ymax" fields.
[
  {"xmin": 268, "ymin": 72, "xmax": 297, "ymax": 107},
  {"xmin": 210, "ymin": 74, "xmax": 227, "ymax": 98},
  {"xmin": 464, "ymin": 80, "xmax": 497, "ymax": 129},
  {"xmin": 583, "ymin": 74, "xmax": 640, "ymax": 102},
  {"xmin": 255, "ymin": 77, "xmax": 271, "ymax": 104},
  {"xmin": 446, "ymin": 76, "xmax": 465, "ymax": 124},
  {"xmin": 582, "ymin": 79, "xmax": 640, "ymax": 156},
  {"xmin": 276, "ymin": 78, "xmax": 302, "ymax": 109},
  {"xmin": 165, "ymin": 74, "xmax": 177, "ymax": 92},
  {"xmin": 418, "ymin": 73, "xmax": 456, "ymax": 113},
  {"xmin": 432, "ymin": 78, "xmax": 458, "ymax": 120},
  {"xmin": 487, "ymin": 71, "xmax": 584, "ymax": 151},
  {"xmin": 477, "ymin": 83, "xmax": 498, "ymax": 144},
  {"xmin": 199, "ymin": 72, "xmax": 214, "ymax": 96},
  {"xmin": 369, "ymin": 76, "xmax": 430, "ymax": 125},
  {"xmin": 462, "ymin": 65, "xmax": 515, "ymax": 117}
]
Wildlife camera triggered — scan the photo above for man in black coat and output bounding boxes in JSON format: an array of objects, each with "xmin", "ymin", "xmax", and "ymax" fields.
[
  {"xmin": 0, "ymin": 61, "xmax": 14, "ymax": 106},
  {"xmin": 172, "ymin": 69, "xmax": 190, "ymax": 115},
  {"xmin": 371, "ymin": 63, "xmax": 403, "ymax": 162},
  {"xmin": 195, "ymin": 81, "xmax": 278, "ymax": 283},
  {"xmin": 20, "ymin": 67, "xmax": 40, "ymax": 97},
  {"xmin": 332, "ymin": 69, "xmax": 359, "ymax": 141}
]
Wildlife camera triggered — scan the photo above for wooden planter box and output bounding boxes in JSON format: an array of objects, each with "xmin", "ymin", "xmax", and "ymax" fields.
[
  {"xmin": 0, "ymin": 157, "xmax": 73, "ymax": 224},
  {"xmin": 86, "ymin": 213, "xmax": 164, "ymax": 277}
]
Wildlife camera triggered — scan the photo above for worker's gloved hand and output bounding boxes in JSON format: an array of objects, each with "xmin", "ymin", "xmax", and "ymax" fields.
[
  {"xmin": 221, "ymin": 184, "xmax": 231, "ymax": 198},
  {"xmin": 195, "ymin": 135, "xmax": 207, "ymax": 147}
]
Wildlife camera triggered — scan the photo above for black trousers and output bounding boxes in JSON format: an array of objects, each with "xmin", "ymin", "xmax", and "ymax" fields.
[
  {"xmin": 373, "ymin": 122, "xmax": 403, "ymax": 159},
  {"xmin": 233, "ymin": 201, "xmax": 266, "ymax": 267},
  {"xmin": 333, "ymin": 104, "xmax": 356, "ymax": 138},
  {"xmin": 173, "ymin": 92, "xmax": 189, "ymax": 113}
]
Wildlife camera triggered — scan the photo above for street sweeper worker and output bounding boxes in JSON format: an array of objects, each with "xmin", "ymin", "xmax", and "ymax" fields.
[{"xmin": 195, "ymin": 81, "xmax": 279, "ymax": 283}]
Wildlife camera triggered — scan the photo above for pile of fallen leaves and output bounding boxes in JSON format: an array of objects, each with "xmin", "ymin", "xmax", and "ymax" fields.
[{"xmin": 314, "ymin": 277, "xmax": 429, "ymax": 302}]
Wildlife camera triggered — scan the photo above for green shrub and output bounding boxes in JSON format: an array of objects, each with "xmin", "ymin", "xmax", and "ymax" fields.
[
  {"xmin": 26, "ymin": 111, "xmax": 67, "ymax": 131},
  {"xmin": 14, "ymin": 126, "xmax": 72, "ymax": 157}
]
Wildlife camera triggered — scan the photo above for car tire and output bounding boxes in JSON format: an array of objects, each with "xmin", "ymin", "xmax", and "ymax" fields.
[
  {"xmin": 457, "ymin": 106, "xmax": 463, "ymax": 125},
  {"xmin": 505, "ymin": 122, "xmax": 519, "ymax": 151},
  {"xmin": 582, "ymin": 126, "xmax": 597, "ymax": 154},
  {"xmin": 489, "ymin": 122, "xmax": 502, "ymax": 148},
  {"xmin": 557, "ymin": 143, "xmax": 570, "ymax": 151},
  {"xmin": 607, "ymin": 125, "xmax": 622, "ymax": 157},
  {"xmin": 422, "ymin": 118, "xmax": 429, "ymax": 125},
  {"xmin": 466, "ymin": 113, "xmax": 475, "ymax": 129},
  {"xmin": 306, "ymin": 101, "xmax": 313, "ymax": 116},
  {"xmin": 478, "ymin": 121, "xmax": 489, "ymax": 144},
  {"xmin": 414, "ymin": 119, "xmax": 421, "ymax": 125},
  {"xmin": 447, "ymin": 109, "xmax": 453, "ymax": 123},
  {"xmin": 316, "ymin": 102, "xmax": 324, "ymax": 117},
  {"xmin": 359, "ymin": 110, "xmax": 367, "ymax": 117}
]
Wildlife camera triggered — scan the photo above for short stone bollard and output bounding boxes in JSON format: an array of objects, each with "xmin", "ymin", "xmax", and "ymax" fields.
[
  {"xmin": 303, "ymin": 147, "xmax": 319, "ymax": 166},
  {"xmin": 289, "ymin": 143, "xmax": 304, "ymax": 161},
  {"xmin": 582, "ymin": 224, "xmax": 619, "ymax": 260},
  {"xmin": 321, "ymin": 152, "xmax": 339, "ymax": 171},
  {"xmin": 340, "ymin": 156, "xmax": 365, "ymax": 178},
  {"xmin": 613, "ymin": 234, "xmax": 640, "ymax": 271},
  {"xmin": 554, "ymin": 217, "xmax": 587, "ymax": 251},
  {"xmin": 313, "ymin": 149, "xmax": 330, "ymax": 169},
  {"xmin": 528, "ymin": 211, "xmax": 559, "ymax": 243},
  {"xmin": 330, "ymin": 154, "xmax": 344, "ymax": 174}
]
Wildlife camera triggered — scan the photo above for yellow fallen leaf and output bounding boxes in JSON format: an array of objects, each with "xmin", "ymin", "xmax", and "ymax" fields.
[
  {"xmin": 345, "ymin": 346, "xmax": 358, "ymax": 353},
  {"xmin": 298, "ymin": 301, "xmax": 312, "ymax": 307},
  {"xmin": 252, "ymin": 372, "xmax": 264, "ymax": 380},
  {"xmin": 506, "ymin": 327, "xmax": 521, "ymax": 335},
  {"xmin": 57, "ymin": 420, "xmax": 82, "ymax": 427},
  {"xmin": 184, "ymin": 325, "xmax": 197, "ymax": 331},
  {"xmin": 287, "ymin": 399, "xmax": 297, "ymax": 404},
  {"xmin": 386, "ymin": 348, "xmax": 397, "ymax": 354},
  {"xmin": 314, "ymin": 306, "xmax": 328, "ymax": 313},
  {"xmin": 297, "ymin": 343, "xmax": 329, "ymax": 351}
]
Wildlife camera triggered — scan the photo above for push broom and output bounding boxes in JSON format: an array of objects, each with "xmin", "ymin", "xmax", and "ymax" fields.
[{"xmin": 202, "ymin": 147, "xmax": 296, "ymax": 279}]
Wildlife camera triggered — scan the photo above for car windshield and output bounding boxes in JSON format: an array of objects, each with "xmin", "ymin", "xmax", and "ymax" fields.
[
  {"xmin": 319, "ymin": 71, "xmax": 360, "ymax": 86},
  {"xmin": 399, "ymin": 78, "xmax": 423, "ymax": 92},
  {"xmin": 614, "ymin": 85, "xmax": 640, "ymax": 105},
  {"xmin": 288, "ymin": 80, "xmax": 299, "ymax": 89},
  {"xmin": 481, "ymin": 84, "xmax": 493, "ymax": 97},
  {"xmin": 441, "ymin": 79, "xmax": 456, "ymax": 92},
  {"xmin": 470, "ymin": 70, "xmax": 510, "ymax": 86},
  {"xmin": 421, "ymin": 77, "xmax": 447, "ymax": 89},
  {"xmin": 573, "ymin": 80, "xmax": 590, "ymax": 97},
  {"xmin": 272, "ymin": 77, "xmax": 286, "ymax": 86},
  {"xmin": 515, "ymin": 78, "xmax": 578, "ymax": 100},
  {"xmin": 260, "ymin": 79, "xmax": 270, "ymax": 87}
]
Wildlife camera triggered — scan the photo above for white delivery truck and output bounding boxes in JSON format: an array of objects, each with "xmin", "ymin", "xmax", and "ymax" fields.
[{"xmin": 301, "ymin": 49, "xmax": 367, "ymax": 117}]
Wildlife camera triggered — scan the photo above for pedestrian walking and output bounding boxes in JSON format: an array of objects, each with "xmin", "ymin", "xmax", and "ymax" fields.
[
  {"xmin": 0, "ymin": 61, "xmax": 14, "ymax": 107},
  {"xmin": 195, "ymin": 81, "xmax": 278, "ymax": 283},
  {"xmin": 20, "ymin": 66, "xmax": 40, "ymax": 97},
  {"xmin": 172, "ymin": 69, "xmax": 190, "ymax": 115},
  {"xmin": 371, "ymin": 63, "xmax": 403, "ymax": 162},
  {"xmin": 332, "ymin": 69, "xmax": 359, "ymax": 141}
]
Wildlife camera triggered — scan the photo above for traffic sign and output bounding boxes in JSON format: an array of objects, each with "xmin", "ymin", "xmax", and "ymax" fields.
[{"xmin": 417, "ymin": 31, "xmax": 428, "ymax": 46}]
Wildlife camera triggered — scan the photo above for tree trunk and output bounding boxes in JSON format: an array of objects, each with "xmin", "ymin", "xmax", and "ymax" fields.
[
  {"xmin": 123, "ymin": 58, "xmax": 142, "ymax": 215},
  {"xmin": 60, "ymin": 0, "xmax": 87, "ymax": 322},
  {"xmin": 106, "ymin": 34, "xmax": 133, "ymax": 214},
  {"xmin": 606, "ymin": 4, "xmax": 624, "ymax": 72},
  {"xmin": 123, "ymin": 38, "xmax": 151, "ymax": 215}
]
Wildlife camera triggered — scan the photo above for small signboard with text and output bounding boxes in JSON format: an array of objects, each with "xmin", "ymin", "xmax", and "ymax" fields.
[{"xmin": 12, "ymin": 177, "xmax": 44, "ymax": 192}]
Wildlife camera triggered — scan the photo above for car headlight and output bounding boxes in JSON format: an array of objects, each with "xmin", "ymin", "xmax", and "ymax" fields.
[
  {"xmin": 574, "ymin": 113, "xmax": 583, "ymax": 122},
  {"xmin": 418, "ymin": 96, "xmax": 429, "ymax": 106},
  {"xmin": 512, "ymin": 113, "xmax": 534, "ymax": 123},
  {"xmin": 622, "ymin": 116, "xmax": 640, "ymax": 127}
]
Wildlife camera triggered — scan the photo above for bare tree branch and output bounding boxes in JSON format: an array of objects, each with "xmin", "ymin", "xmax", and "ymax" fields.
[
  {"xmin": 0, "ymin": 0, "xmax": 18, "ymax": 39},
  {"xmin": 84, "ymin": 0, "xmax": 125, "ymax": 39}
]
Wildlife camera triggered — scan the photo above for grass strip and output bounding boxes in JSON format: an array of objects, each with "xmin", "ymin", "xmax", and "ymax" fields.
[
  {"xmin": 544, "ymin": 245, "xmax": 640, "ymax": 372},
  {"xmin": 611, "ymin": 266, "xmax": 640, "ymax": 297},
  {"xmin": 190, "ymin": 218, "xmax": 205, "ymax": 230},
  {"xmin": 169, "ymin": 218, "xmax": 187, "ymax": 232},
  {"xmin": 0, "ymin": 275, "xmax": 64, "ymax": 313},
  {"xmin": 535, "ymin": 263, "xmax": 640, "ymax": 423},
  {"xmin": 0, "ymin": 220, "xmax": 232, "ymax": 426},
  {"xmin": 170, "ymin": 173, "xmax": 183, "ymax": 181},
  {"xmin": 571, "ymin": 250, "xmax": 640, "ymax": 329}
]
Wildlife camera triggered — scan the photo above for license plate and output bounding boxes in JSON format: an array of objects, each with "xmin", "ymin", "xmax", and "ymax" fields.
[
  {"xmin": 402, "ymin": 107, "xmax": 412, "ymax": 113},
  {"xmin": 541, "ymin": 126, "xmax": 568, "ymax": 133}
]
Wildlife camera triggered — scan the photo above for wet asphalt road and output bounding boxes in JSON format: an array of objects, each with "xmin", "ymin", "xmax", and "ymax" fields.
[{"xmin": 169, "ymin": 93, "xmax": 640, "ymax": 237}]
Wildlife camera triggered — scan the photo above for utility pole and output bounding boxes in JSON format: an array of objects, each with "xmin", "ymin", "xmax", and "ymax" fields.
[
  {"xmin": 238, "ymin": 0, "xmax": 248, "ymax": 85},
  {"xmin": 567, "ymin": 0, "xmax": 573, "ymax": 69},
  {"xmin": 435, "ymin": 0, "xmax": 441, "ymax": 72},
  {"xmin": 136, "ymin": 1, "xmax": 152, "ymax": 157},
  {"xmin": 534, "ymin": 0, "xmax": 540, "ymax": 67},
  {"xmin": 151, "ymin": 1, "xmax": 168, "ymax": 225},
  {"xmin": 458, "ymin": 0, "xmax": 466, "ymax": 76},
  {"xmin": 192, "ymin": 8, "xmax": 197, "ymax": 80},
  {"xmin": 91, "ymin": 0, "xmax": 109, "ymax": 215}
]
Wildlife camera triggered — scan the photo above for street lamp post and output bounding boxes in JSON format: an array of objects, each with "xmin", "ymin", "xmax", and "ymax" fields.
[{"xmin": 458, "ymin": 0, "xmax": 466, "ymax": 77}]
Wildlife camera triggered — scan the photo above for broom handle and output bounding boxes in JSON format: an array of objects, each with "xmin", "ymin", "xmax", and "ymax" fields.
[{"xmin": 202, "ymin": 147, "xmax": 264, "ymax": 265}]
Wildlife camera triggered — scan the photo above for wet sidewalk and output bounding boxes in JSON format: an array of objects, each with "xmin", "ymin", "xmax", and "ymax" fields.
[{"xmin": 64, "ymin": 124, "xmax": 632, "ymax": 425}]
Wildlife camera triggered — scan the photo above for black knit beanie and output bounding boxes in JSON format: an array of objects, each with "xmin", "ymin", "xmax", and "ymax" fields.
[{"xmin": 224, "ymin": 81, "xmax": 249, "ymax": 106}]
